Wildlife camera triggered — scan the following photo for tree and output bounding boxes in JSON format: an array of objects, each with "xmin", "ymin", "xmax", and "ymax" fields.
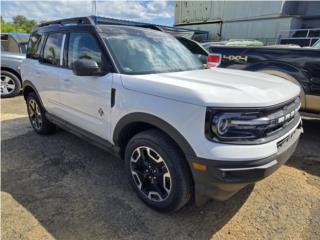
[
  {"xmin": 0, "ymin": 15, "xmax": 37, "ymax": 33},
  {"xmin": 13, "ymin": 15, "xmax": 28, "ymax": 26}
]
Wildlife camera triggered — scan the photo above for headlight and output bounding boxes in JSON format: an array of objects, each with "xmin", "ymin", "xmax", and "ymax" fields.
[
  {"xmin": 205, "ymin": 98, "xmax": 301, "ymax": 144},
  {"xmin": 209, "ymin": 111, "xmax": 266, "ymax": 141},
  {"xmin": 214, "ymin": 114, "xmax": 230, "ymax": 135}
]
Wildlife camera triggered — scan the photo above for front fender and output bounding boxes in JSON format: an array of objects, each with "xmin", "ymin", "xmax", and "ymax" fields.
[{"xmin": 113, "ymin": 112, "xmax": 197, "ymax": 158}]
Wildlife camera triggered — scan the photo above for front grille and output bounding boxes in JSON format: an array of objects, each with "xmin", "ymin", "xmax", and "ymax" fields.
[
  {"xmin": 263, "ymin": 97, "xmax": 301, "ymax": 137},
  {"xmin": 205, "ymin": 97, "xmax": 301, "ymax": 145},
  {"xmin": 276, "ymin": 120, "xmax": 302, "ymax": 149}
]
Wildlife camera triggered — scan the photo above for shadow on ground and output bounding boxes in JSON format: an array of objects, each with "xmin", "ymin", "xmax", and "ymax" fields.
[
  {"xmin": 1, "ymin": 117, "xmax": 253, "ymax": 240},
  {"xmin": 286, "ymin": 118, "xmax": 320, "ymax": 177}
]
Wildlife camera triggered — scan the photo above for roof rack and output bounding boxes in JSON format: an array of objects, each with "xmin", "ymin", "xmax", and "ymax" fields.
[
  {"xmin": 39, "ymin": 16, "xmax": 161, "ymax": 29},
  {"xmin": 38, "ymin": 15, "xmax": 209, "ymax": 40},
  {"xmin": 38, "ymin": 16, "xmax": 94, "ymax": 27}
]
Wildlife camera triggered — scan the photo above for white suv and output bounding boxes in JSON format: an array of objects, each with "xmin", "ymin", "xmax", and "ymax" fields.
[{"xmin": 21, "ymin": 17, "xmax": 303, "ymax": 212}]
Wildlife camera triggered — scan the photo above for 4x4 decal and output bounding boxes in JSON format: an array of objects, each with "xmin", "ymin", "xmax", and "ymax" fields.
[{"xmin": 223, "ymin": 55, "xmax": 248, "ymax": 63}]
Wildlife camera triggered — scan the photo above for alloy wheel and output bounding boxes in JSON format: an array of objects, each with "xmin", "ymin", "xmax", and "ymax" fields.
[
  {"xmin": 1, "ymin": 75, "xmax": 16, "ymax": 96},
  {"xmin": 28, "ymin": 99, "xmax": 43, "ymax": 130},
  {"xmin": 130, "ymin": 146, "xmax": 172, "ymax": 202}
]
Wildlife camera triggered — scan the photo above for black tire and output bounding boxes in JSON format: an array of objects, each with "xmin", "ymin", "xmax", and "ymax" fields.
[
  {"xmin": 125, "ymin": 129, "xmax": 193, "ymax": 212},
  {"xmin": 1, "ymin": 70, "xmax": 21, "ymax": 98},
  {"xmin": 26, "ymin": 92, "xmax": 55, "ymax": 135}
]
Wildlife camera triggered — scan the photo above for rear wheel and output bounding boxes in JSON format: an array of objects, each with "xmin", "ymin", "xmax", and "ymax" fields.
[
  {"xmin": 125, "ymin": 129, "xmax": 193, "ymax": 212},
  {"xmin": 1, "ymin": 71, "xmax": 21, "ymax": 98},
  {"xmin": 26, "ymin": 92, "xmax": 55, "ymax": 135}
]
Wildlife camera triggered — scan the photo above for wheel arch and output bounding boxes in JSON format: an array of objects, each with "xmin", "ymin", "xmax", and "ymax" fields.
[
  {"xmin": 1, "ymin": 67, "xmax": 21, "ymax": 82},
  {"xmin": 113, "ymin": 112, "xmax": 197, "ymax": 161},
  {"xmin": 22, "ymin": 80, "xmax": 44, "ymax": 108}
]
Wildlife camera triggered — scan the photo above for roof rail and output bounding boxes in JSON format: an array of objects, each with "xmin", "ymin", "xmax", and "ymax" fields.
[
  {"xmin": 38, "ymin": 16, "xmax": 94, "ymax": 27},
  {"xmin": 38, "ymin": 15, "xmax": 163, "ymax": 30},
  {"xmin": 90, "ymin": 16, "xmax": 162, "ymax": 30},
  {"xmin": 37, "ymin": 15, "xmax": 209, "ymax": 40}
]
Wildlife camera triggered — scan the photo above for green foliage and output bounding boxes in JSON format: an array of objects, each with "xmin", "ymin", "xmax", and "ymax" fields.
[{"xmin": 1, "ymin": 15, "xmax": 37, "ymax": 33}]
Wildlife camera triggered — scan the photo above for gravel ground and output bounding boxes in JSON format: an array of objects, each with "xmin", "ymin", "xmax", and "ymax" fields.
[{"xmin": 1, "ymin": 96, "xmax": 320, "ymax": 240}]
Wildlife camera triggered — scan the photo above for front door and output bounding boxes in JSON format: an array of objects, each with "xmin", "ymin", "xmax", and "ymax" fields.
[{"xmin": 59, "ymin": 31, "xmax": 112, "ymax": 140}]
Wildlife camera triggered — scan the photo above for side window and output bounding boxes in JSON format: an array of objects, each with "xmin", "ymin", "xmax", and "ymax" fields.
[
  {"xmin": 1, "ymin": 34, "xmax": 9, "ymax": 52},
  {"xmin": 42, "ymin": 33, "xmax": 64, "ymax": 66},
  {"xmin": 27, "ymin": 32, "xmax": 43, "ymax": 59},
  {"xmin": 67, "ymin": 32, "xmax": 102, "ymax": 68}
]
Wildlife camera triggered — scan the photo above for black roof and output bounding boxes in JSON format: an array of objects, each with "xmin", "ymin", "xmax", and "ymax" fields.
[{"xmin": 37, "ymin": 16, "xmax": 208, "ymax": 39}]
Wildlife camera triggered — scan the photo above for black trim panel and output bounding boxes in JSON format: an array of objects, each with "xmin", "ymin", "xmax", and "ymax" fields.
[
  {"xmin": 22, "ymin": 80, "xmax": 44, "ymax": 106},
  {"xmin": 113, "ymin": 112, "xmax": 197, "ymax": 158},
  {"xmin": 193, "ymin": 123, "xmax": 302, "ymax": 200},
  {"xmin": 45, "ymin": 113, "xmax": 120, "ymax": 156},
  {"xmin": 111, "ymin": 88, "xmax": 116, "ymax": 108}
]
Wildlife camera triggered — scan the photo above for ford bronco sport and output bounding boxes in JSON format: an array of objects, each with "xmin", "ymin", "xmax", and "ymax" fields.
[{"xmin": 21, "ymin": 16, "xmax": 303, "ymax": 212}]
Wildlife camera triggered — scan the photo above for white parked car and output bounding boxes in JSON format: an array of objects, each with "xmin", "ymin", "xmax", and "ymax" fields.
[{"xmin": 21, "ymin": 17, "xmax": 303, "ymax": 212}]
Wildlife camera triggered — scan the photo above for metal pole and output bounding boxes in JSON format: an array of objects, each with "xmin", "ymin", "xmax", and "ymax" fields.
[{"xmin": 92, "ymin": 0, "xmax": 97, "ymax": 15}]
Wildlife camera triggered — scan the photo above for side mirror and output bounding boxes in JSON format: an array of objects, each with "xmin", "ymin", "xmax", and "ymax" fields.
[{"xmin": 72, "ymin": 59, "xmax": 101, "ymax": 76}]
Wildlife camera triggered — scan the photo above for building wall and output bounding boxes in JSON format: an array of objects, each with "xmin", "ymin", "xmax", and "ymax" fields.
[
  {"xmin": 175, "ymin": 1, "xmax": 285, "ymax": 25},
  {"xmin": 282, "ymin": 1, "xmax": 320, "ymax": 17},
  {"xmin": 180, "ymin": 18, "xmax": 296, "ymax": 44},
  {"xmin": 174, "ymin": 1, "xmax": 320, "ymax": 43},
  {"xmin": 222, "ymin": 17, "xmax": 297, "ymax": 44}
]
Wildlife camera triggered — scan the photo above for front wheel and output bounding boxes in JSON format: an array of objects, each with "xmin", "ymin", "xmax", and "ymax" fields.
[{"xmin": 125, "ymin": 129, "xmax": 193, "ymax": 212}]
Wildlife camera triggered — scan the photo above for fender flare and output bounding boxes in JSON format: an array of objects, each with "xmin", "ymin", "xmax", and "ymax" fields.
[
  {"xmin": 113, "ymin": 112, "xmax": 197, "ymax": 159},
  {"xmin": 22, "ymin": 80, "xmax": 45, "ymax": 108}
]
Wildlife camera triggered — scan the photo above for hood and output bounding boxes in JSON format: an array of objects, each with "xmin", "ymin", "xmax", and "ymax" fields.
[{"xmin": 120, "ymin": 68, "xmax": 300, "ymax": 108}]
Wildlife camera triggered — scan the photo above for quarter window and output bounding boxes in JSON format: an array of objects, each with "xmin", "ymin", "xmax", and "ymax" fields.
[
  {"xmin": 67, "ymin": 32, "xmax": 102, "ymax": 68},
  {"xmin": 27, "ymin": 32, "xmax": 44, "ymax": 59},
  {"xmin": 1, "ymin": 34, "xmax": 9, "ymax": 51},
  {"xmin": 42, "ymin": 33, "xmax": 64, "ymax": 66}
]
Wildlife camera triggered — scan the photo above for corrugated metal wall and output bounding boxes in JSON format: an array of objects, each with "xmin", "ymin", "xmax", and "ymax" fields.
[
  {"xmin": 175, "ymin": 1, "xmax": 285, "ymax": 24},
  {"xmin": 181, "ymin": 17, "xmax": 295, "ymax": 44},
  {"xmin": 222, "ymin": 17, "xmax": 295, "ymax": 44},
  {"xmin": 174, "ymin": 0, "xmax": 318, "ymax": 43}
]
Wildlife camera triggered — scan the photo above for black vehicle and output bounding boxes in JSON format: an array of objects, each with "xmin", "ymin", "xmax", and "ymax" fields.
[
  {"xmin": 204, "ymin": 43, "xmax": 320, "ymax": 114},
  {"xmin": 176, "ymin": 36, "xmax": 209, "ymax": 65},
  {"xmin": 1, "ymin": 33, "xmax": 29, "ymax": 97}
]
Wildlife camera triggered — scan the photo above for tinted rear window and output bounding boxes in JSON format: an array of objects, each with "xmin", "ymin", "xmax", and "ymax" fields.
[{"xmin": 27, "ymin": 32, "xmax": 44, "ymax": 59}]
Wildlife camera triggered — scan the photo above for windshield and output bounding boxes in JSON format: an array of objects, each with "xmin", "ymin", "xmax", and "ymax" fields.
[{"xmin": 101, "ymin": 26, "xmax": 204, "ymax": 74}]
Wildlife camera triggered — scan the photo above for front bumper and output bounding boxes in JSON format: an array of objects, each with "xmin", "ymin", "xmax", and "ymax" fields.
[{"xmin": 191, "ymin": 119, "xmax": 303, "ymax": 201}]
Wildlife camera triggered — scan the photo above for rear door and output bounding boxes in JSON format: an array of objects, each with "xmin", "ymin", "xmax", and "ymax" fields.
[
  {"xmin": 58, "ymin": 31, "xmax": 113, "ymax": 140},
  {"xmin": 23, "ymin": 31, "xmax": 66, "ymax": 116},
  {"xmin": 37, "ymin": 32, "xmax": 66, "ymax": 115}
]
